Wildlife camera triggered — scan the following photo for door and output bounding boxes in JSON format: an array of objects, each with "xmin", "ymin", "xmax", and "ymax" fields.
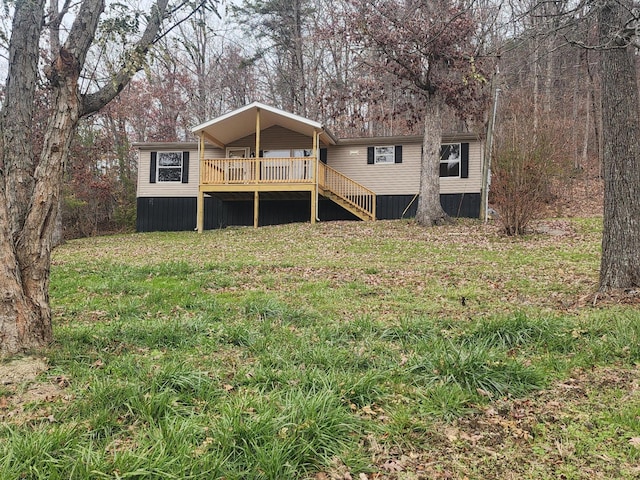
[{"xmin": 226, "ymin": 148, "xmax": 250, "ymax": 182}]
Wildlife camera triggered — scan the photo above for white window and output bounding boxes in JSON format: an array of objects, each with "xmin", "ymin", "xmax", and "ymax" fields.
[
  {"xmin": 440, "ymin": 144, "xmax": 461, "ymax": 178},
  {"xmin": 374, "ymin": 146, "xmax": 395, "ymax": 164},
  {"xmin": 292, "ymin": 149, "xmax": 312, "ymax": 158},
  {"xmin": 262, "ymin": 149, "xmax": 290, "ymax": 158},
  {"xmin": 157, "ymin": 152, "xmax": 184, "ymax": 182}
]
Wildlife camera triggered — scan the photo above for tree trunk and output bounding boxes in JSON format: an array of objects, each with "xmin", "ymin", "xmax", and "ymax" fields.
[
  {"xmin": 415, "ymin": 95, "xmax": 448, "ymax": 226},
  {"xmin": 598, "ymin": 0, "xmax": 640, "ymax": 291},
  {"xmin": 1, "ymin": 33, "xmax": 90, "ymax": 358},
  {"xmin": 1, "ymin": 0, "xmax": 44, "ymax": 238},
  {"xmin": 1, "ymin": 0, "xmax": 170, "ymax": 356},
  {"xmin": 0, "ymin": 0, "xmax": 50, "ymax": 355}
]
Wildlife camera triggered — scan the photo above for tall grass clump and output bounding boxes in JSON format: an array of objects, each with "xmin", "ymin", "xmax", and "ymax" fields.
[
  {"xmin": 576, "ymin": 310, "xmax": 640, "ymax": 364},
  {"xmin": 206, "ymin": 390, "xmax": 363, "ymax": 478},
  {"xmin": 408, "ymin": 337, "xmax": 544, "ymax": 399},
  {"xmin": 466, "ymin": 312, "xmax": 574, "ymax": 353}
]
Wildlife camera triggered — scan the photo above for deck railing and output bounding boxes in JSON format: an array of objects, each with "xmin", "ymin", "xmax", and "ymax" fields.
[
  {"xmin": 201, "ymin": 157, "xmax": 314, "ymax": 184},
  {"xmin": 200, "ymin": 156, "xmax": 375, "ymax": 221},
  {"xmin": 318, "ymin": 163, "xmax": 376, "ymax": 220}
]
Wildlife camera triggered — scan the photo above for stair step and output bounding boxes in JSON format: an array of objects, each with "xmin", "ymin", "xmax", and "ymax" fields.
[{"xmin": 320, "ymin": 190, "xmax": 373, "ymax": 221}]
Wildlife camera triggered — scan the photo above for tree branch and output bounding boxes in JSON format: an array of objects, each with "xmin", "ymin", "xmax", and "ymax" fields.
[{"xmin": 80, "ymin": 0, "xmax": 170, "ymax": 116}]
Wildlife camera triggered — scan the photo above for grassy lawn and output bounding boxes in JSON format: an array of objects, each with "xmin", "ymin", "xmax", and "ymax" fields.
[{"xmin": 1, "ymin": 218, "xmax": 639, "ymax": 479}]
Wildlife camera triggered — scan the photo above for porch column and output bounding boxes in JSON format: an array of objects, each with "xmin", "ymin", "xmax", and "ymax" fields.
[
  {"xmin": 255, "ymin": 108, "xmax": 261, "ymax": 183},
  {"xmin": 311, "ymin": 130, "xmax": 318, "ymax": 225},
  {"xmin": 197, "ymin": 133, "xmax": 205, "ymax": 233},
  {"xmin": 254, "ymin": 190, "xmax": 259, "ymax": 228}
]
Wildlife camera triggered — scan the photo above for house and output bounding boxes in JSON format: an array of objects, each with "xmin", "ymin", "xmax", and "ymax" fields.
[{"xmin": 135, "ymin": 102, "xmax": 483, "ymax": 232}]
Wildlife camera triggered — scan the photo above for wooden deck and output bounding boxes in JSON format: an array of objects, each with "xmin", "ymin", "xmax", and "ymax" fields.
[
  {"xmin": 201, "ymin": 157, "xmax": 314, "ymax": 187},
  {"xmin": 198, "ymin": 156, "xmax": 375, "ymax": 229}
]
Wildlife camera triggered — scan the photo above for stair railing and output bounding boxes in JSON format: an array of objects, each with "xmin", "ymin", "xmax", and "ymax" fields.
[{"xmin": 318, "ymin": 163, "xmax": 376, "ymax": 220}]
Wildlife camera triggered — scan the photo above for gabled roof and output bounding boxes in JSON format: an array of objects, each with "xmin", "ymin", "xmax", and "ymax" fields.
[{"xmin": 191, "ymin": 102, "xmax": 337, "ymax": 148}]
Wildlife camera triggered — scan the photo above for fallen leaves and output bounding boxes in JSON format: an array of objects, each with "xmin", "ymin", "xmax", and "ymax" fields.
[{"xmin": 380, "ymin": 458, "xmax": 404, "ymax": 472}]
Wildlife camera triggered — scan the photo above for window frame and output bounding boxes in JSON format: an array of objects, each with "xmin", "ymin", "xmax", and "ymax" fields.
[
  {"xmin": 156, "ymin": 151, "xmax": 184, "ymax": 183},
  {"xmin": 440, "ymin": 143, "xmax": 461, "ymax": 178},
  {"xmin": 373, "ymin": 145, "xmax": 395, "ymax": 164}
]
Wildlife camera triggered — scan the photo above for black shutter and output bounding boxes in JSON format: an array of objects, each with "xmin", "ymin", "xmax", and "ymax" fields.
[
  {"xmin": 394, "ymin": 145, "xmax": 403, "ymax": 163},
  {"xmin": 182, "ymin": 151, "xmax": 190, "ymax": 183},
  {"xmin": 259, "ymin": 150, "xmax": 264, "ymax": 157},
  {"xmin": 367, "ymin": 146, "xmax": 374, "ymax": 164},
  {"xmin": 320, "ymin": 148, "xmax": 328, "ymax": 164},
  {"xmin": 150, "ymin": 152, "xmax": 157, "ymax": 183},
  {"xmin": 461, "ymin": 143, "xmax": 469, "ymax": 178}
]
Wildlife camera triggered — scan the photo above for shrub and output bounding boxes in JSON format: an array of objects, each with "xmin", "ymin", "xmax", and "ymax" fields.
[{"xmin": 491, "ymin": 131, "xmax": 557, "ymax": 235}]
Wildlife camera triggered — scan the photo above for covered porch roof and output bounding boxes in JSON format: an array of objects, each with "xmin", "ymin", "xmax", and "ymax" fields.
[{"xmin": 191, "ymin": 102, "xmax": 338, "ymax": 148}]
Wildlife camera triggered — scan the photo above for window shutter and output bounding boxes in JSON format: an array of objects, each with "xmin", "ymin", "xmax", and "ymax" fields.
[
  {"xmin": 150, "ymin": 152, "xmax": 157, "ymax": 183},
  {"xmin": 320, "ymin": 148, "xmax": 328, "ymax": 164},
  {"xmin": 394, "ymin": 145, "xmax": 403, "ymax": 163},
  {"xmin": 259, "ymin": 150, "xmax": 264, "ymax": 157},
  {"xmin": 461, "ymin": 143, "xmax": 469, "ymax": 178},
  {"xmin": 367, "ymin": 146, "xmax": 374, "ymax": 164},
  {"xmin": 182, "ymin": 151, "xmax": 190, "ymax": 183}
]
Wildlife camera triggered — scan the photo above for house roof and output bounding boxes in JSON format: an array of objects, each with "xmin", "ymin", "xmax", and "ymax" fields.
[
  {"xmin": 336, "ymin": 133, "xmax": 479, "ymax": 146},
  {"xmin": 191, "ymin": 102, "xmax": 338, "ymax": 148}
]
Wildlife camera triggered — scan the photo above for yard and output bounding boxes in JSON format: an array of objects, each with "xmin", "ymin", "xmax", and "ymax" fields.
[{"xmin": 1, "ymin": 218, "xmax": 639, "ymax": 479}]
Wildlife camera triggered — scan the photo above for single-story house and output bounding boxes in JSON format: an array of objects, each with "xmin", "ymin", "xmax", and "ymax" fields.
[{"xmin": 135, "ymin": 102, "xmax": 483, "ymax": 232}]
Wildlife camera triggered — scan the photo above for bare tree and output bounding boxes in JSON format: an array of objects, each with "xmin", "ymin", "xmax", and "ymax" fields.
[
  {"xmin": 0, "ymin": 0, "xmax": 201, "ymax": 355},
  {"xmin": 234, "ymin": 0, "xmax": 312, "ymax": 114},
  {"xmin": 349, "ymin": 0, "xmax": 489, "ymax": 226}
]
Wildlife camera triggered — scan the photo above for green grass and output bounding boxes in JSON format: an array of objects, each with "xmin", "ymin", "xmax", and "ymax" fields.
[{"xmin": 2, "ymin": 219, "xmax": 639, "ymax": 479}]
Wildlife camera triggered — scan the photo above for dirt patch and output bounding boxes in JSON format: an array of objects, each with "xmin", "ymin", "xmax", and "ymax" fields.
[
  {"xmin": 0, "ymin": 356, "xmax": 68, "ymax": 423},
  {"xmin": 0, "ymin": 356, "xmax": 48, "ymax": 386},
  {"xmin": 534, "ymin": 219, "xmax": 576, "ymax": 236}
]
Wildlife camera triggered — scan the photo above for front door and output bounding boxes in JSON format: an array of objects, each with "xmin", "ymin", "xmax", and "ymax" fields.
[{"xmin": 225, "ymin": 148, "xmax": 250, "ymax": 182}]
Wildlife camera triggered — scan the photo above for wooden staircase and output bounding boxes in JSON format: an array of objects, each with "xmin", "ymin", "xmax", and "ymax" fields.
[{"xmin": 318, "ymin": 163, "xmax": 376, "ymax": 221}]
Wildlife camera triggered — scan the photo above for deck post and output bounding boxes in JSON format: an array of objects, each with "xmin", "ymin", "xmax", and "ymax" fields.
[
  {"xmin": 311, "ymin": 130, "xmax": 318, "ymax": 224},
  {"xmin": 197, "ymin": 134, "xmax": 205, "ymax": 233},
  {"xmin": 255, "ymin": 108, "xmax": 261, "ymax": 183},
  {"xmin": 197, "ymin": 189, "xmax": 205, "ymax": 233},
  {"xmin": 254, "ymin": 190, "xmax": 259, "ymax": 228}
]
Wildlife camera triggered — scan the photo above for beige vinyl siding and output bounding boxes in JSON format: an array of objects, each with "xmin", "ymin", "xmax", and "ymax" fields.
[
  {"xmin": 326, "ymin": 144, "xmax": 419, "ymax": 196},
  {"xmin": 327, "ymin": 140, "xmax": 482, "ymax": 196},
  {"xmin": 229, "ymin": 125, "xmax": 324, "ymax": 151},
  {"xmin": 137, "ymin": 147, "xmax": 224, "ymax": 198}
]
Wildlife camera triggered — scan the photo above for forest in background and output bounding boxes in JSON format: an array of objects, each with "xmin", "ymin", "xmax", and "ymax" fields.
[{"xmin": 0, "ymin": 0, "xmax": 605, "ymax": 237}]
